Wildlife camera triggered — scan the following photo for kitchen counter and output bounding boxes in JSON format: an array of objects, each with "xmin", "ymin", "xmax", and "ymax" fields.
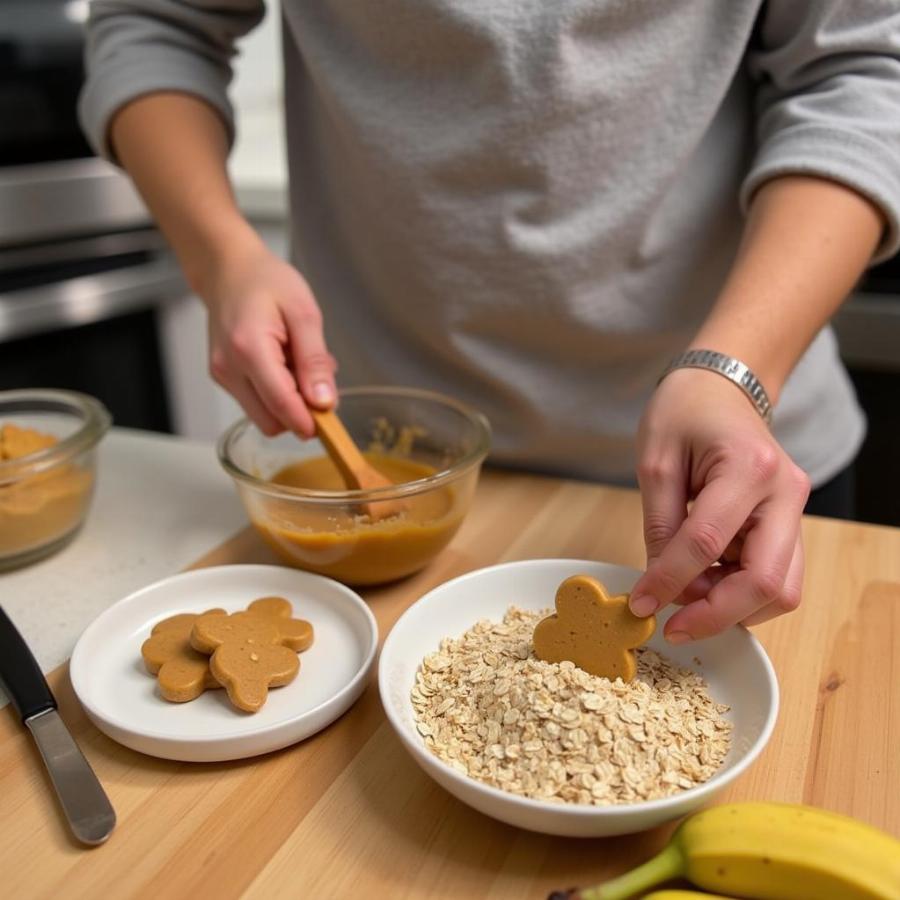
[
  {"xmin": 0, "ymin": 428, "xmax": 245, "ymax": 688},
  {"xmin": 1, "ymin": 463, "xmax": 898, "ymax": 897}
]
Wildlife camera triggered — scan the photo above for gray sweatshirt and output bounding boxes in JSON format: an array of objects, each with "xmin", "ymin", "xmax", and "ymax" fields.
[{"xmin": 80, "ymin": 1, "xmax": 900, "ymax": 487}]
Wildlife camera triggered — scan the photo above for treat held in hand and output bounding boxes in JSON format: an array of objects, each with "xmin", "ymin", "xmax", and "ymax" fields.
[{"xmin": 533, "ymin": 575, "xmax": 656, "ymax": 681}]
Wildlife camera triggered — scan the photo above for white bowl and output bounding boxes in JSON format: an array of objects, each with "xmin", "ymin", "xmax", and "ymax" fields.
[
  {"xmin": 71, "ymin": 565, "xmax": 378, "ymax": 762},
  {"xmin": 378, "ymin": 559, "xmax": 778, "ymax": 837}
]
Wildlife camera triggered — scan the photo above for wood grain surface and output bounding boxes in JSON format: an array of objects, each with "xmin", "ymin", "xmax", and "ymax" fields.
[{"xmin": 2, "ymin": 469, "xmax": 899, "ymax": 899}]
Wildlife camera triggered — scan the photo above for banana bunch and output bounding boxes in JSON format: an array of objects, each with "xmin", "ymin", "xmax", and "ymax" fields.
[
  {"xmin": 568, "ymin": 802, "xmax": 900, "ymax": 900},
  {"xmin": 644, "ymin": 894, "xmax": 734, "ymax": 900}
]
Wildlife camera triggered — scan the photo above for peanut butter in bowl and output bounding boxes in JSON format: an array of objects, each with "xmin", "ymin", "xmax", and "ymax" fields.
[
  {"xmin": 218, "ymin": 386, "xmax": 491, "ymax": 587},
  {"xmin": 254, "ymin": 452, "xmax": 466, "ymax": 585},
  {"xmin": 0, "ymin": 424, "xmax": 94, "ymax": 559},
  {"xmin": 0, "ymin": 389, "xmax": 111, "ymax": 570}
]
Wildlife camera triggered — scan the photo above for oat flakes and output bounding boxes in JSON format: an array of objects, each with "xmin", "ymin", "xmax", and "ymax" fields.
[{"xmin": 411, "ymin": 606, "xmax": 732, "ymax": 805}]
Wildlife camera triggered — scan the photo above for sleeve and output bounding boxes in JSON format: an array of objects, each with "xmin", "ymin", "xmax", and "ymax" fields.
[
  {"xmin": 78, "ymin": 0, "xmax": 265, "ymax": 161},
  {"xmin": 741, "ymin": 2, "xmax": 900, "ymax": 262}
]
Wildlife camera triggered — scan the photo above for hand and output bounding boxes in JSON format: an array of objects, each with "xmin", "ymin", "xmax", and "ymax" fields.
[
  {"xmin": 202, "ymin": 239, "xmax": 337, "ymax": 437},
  {"xmin": 629, "ymin": 367, "xmax": 811, "ymax": 643}
]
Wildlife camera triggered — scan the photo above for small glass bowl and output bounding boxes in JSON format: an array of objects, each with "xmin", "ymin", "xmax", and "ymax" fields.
[
  {"xmin": 0, "ymin": 389, "xmax": 111, "ymax": 570},
  {"xmin": 218, "ymin": 386, "xmax": 491, "ymax": 586}
]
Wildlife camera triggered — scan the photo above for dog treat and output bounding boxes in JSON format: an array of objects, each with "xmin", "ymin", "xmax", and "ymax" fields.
[
  {"xmin": 141, "ymin": 609, "xmax": 227, "ymax": 702},
  {"xmin": 533, "ymin": 575, "xmax": 656, "ymax": 681},
  {"xmin": 191, "ymin": 596, "xmax": 314, "ymax": 712}
]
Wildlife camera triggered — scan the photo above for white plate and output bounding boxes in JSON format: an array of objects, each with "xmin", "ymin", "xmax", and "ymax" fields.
[
  {"xmin": 71, "ymin": 565, "xmax": 377, "ymax": 762},
  {"xmin": 379, "ymin": 559, "xmax": 779, "ymax": 837}
]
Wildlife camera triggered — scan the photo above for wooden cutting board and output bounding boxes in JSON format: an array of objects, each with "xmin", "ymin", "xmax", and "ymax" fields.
[{"xmin": 1, "ymin": 469, "xmax": 899, "ymax": 899}]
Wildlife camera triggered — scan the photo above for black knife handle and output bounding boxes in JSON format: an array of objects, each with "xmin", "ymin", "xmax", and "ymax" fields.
[{"xmin": 0, "ymin": 606, "xmax": 56, "ymax": 722}]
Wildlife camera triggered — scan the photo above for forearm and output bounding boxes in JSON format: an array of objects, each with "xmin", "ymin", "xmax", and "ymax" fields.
[
  {"xmin": 690, "ymin": 175, "xmax": 884, "ymax": 403},
  {"xmin": 110, "ymin": 92, "xmax": 262, "ymax": 296}
]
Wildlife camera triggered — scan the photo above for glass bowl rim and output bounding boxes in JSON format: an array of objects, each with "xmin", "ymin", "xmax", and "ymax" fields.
[
  {"xmin": 0, "ymin": 389, "xmax": 112, "ymax": 481},
  {"xmin": 217, "ymin": 385, "xmax": 491, "ymax": 503}
]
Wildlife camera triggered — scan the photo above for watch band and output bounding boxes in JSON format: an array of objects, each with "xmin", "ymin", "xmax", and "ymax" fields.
[{"xmin": 660, "ymin": 349, "xmax": 773, "ymax": 425}]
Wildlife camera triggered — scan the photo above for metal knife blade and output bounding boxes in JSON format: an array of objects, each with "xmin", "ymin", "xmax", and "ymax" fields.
[
  {"xmin": 26, "ymin": 709, "xmax": 116, "ymax": 845},
  {"xmin": 0, "ymin": 606, "xmax": 115, "ymax": 845}
]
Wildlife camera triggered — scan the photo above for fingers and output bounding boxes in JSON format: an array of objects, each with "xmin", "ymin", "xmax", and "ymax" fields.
[
  {"xmin": 634, "ymin": 454, "xmax": 688, "ymax": 616},
  {"xmin": 212, "ymin": 328, "xmax": 315, "ymax": 437},
  {"xmin": 206, "ymin": 251, "xmax": 338, "ymax": 438},
  {"xmin": 283, "ymin": 303, "xmax": 337, "ymax": 411},
  {"xmin": 224, "ymin": 376, "xmax": 282, "ymax": 437},
  {"xmin": 676, "ymin": 562, "xmax": 737, "ymax": 604},
  {"xmin": 210, "ymin": 349, "xmax": 282, "ymax": 436},
  {"xmin": 631, "ymin": 366, "xmax": 811, "ymax": 641},
  {"xmin": 663, "ymin": 483, "xmax": 807, "ymax": 640},
  {"xmin": 244, "ymin": 332, "xmax": 317, "ymax": 437},
  {"xmin": 630, "ymin": 467, "xmax": 763, "ymax": 618},
  {"xmin": 637, "ymin": 455, "xmax": 688, "ymax": 563},
  {"xmin": 741, "ymin": 535, "xmax": 804, "ymax": 627},
  {"xmin": 250, "ymin": 340, "xmax": 316, "ymax": 437}
]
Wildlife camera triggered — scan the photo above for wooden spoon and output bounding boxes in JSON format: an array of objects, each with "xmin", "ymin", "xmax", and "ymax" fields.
[{"xmin": 311, "ymin": 409, "xmax": 407, "ymax": 520}]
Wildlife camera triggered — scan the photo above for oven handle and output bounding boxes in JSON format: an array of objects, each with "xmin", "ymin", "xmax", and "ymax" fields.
[{"xmin": 0, "ymin": 257, "xmax": 187, "ymax": 343}]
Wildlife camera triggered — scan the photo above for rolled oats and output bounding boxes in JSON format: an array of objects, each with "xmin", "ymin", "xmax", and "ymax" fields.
[{"xmin": 411, "ymin": 606, "xmax": 732, "ymax": 805}]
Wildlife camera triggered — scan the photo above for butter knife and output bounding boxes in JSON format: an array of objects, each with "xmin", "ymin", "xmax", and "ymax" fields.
[{"xmin": 0, "ymin": 606, "xmax": 115, "ymax": 845}]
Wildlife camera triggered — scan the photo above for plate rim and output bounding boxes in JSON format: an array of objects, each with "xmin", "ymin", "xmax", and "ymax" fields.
[
  {"xmin": 70, "ymin": 563, "xmax": 378, "ymax": 747},
  {"xmin": 378, "ymin": 557, "xmax": 780, "ymax": 819}
]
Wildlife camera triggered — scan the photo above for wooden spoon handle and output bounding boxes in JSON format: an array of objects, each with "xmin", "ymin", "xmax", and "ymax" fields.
[
  {"xmin": 310, "ymin": 409, "xmax": 369, "ymax": 490},
  {"xmin": 310, "ymin": 409, "xmax": 406, "ymax": 520},
  {"xmin": 310, "ymin": 409, "xmax": 396, "ymax": 492}
]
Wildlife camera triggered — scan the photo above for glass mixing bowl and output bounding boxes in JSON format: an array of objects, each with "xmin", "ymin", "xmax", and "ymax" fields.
[
  {"xmin": 219, "ymin": 386, "xmax": 491, "ymax": 586},
  {"xmin": 0, "ymin": 389, "xmax": 111, "ymax": 570}
]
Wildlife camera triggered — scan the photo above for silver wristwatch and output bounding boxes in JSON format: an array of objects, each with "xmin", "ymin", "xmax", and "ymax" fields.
[{"xmin": 660, "ymin": 349, "xmax": 773, "ymax": 425}]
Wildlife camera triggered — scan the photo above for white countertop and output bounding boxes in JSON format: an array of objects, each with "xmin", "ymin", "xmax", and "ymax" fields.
[{"xmin": 1, "ymin": 428, "xmax": 247, "ymax": 698}]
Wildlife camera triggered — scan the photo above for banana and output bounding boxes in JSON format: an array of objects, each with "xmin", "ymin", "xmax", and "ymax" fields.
[
  {"xmin": 576, "ymin": 802, "xmax": 900, "ymax": 900},
  {"xmin": 643, "ymin": 893, "xmax": 737, "ymax": 899}
]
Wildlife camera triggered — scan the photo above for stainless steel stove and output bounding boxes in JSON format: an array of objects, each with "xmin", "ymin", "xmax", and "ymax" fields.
[{"xmin": 0, "ymin": 0, "xmax": 186, "ymax": 431}]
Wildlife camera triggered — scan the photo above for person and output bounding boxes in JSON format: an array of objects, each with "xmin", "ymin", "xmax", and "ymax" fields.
[{"xmin": 80, "ymin": 2, "xmax": 900, "ymax": 645}]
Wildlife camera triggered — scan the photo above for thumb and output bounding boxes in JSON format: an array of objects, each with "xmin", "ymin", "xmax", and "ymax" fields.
[{"xmin": 285, "ymin": 302, "xmax": 338, "ymax": 411}]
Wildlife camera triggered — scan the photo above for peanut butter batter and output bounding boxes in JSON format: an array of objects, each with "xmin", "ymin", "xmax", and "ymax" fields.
[
  {"xmin": 253, "ymin": 454, "xmax": 464, "ymax": 585},
  {"xmin": 0, "ymin": 424, "xmax": 93, "ymax": 559}
]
